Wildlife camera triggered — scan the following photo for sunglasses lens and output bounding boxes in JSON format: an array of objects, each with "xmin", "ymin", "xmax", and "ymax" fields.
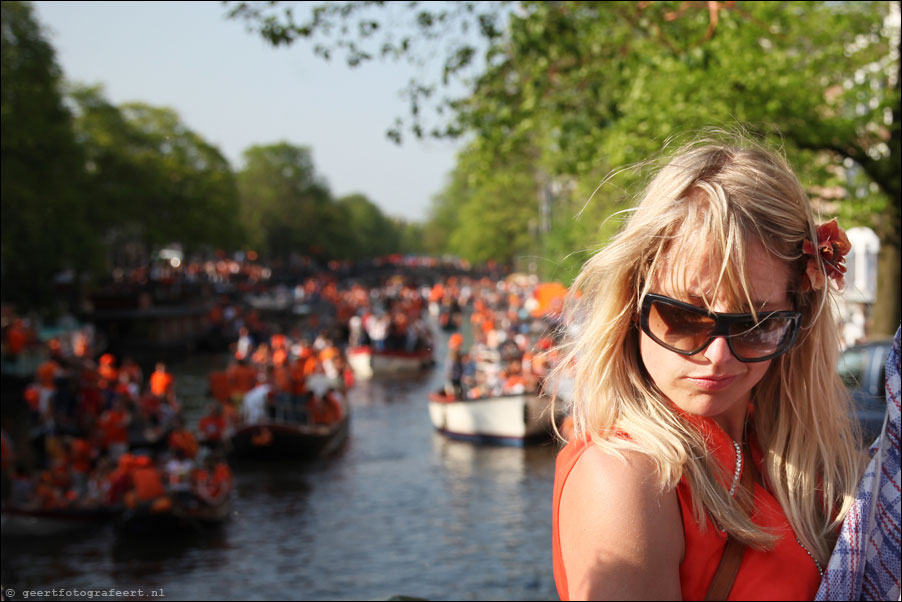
[
  {"xmin": 727, "ymin": 316, "xmax": 795, "ymax": 359},
  {"xmin": 647, "ymin": 300, "xmax": 715, "ymax": 354}
]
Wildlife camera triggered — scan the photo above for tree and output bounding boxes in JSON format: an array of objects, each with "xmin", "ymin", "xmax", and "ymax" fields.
[
  {"xmin": 1, "ymin": 1, "xmax": 92, "ymax": 311},
  {"xmin": 336, "ymin": 193, "xmax": 403, "ymax": 259},
  {"xmin": 426, "ymin": 141, "xmax": 539, "ymax": 268},
  {"xmin": 229, "ymin": 1, "xmax": 900, "ymax": 334},
  {"xmin": 237, "ymin": 142, "xmax": 335, "ymax": 264},
  {"xmin": 70, "ymin": 86, "xmax": 244, "ymax": 263}
]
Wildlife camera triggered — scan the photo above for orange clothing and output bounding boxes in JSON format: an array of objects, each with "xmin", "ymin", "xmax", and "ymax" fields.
[
  {"xmin": 273, "ymin": 365, "xmax": 291, "ymax": 393},
  {"xmin": 302, "ymin": 356, "xmax": 318, "ymax": 377},
  {"xmin": 221, "ymin": 402, "xmax": 239, "ymax": 429},
  {"xmin": 71, "ymin": 438, "xmax": 94, "ymax": 474},
  {"xmin": 7, "ymin": 323, "xmax": 27, "ymax": 354},
  {"xmin": 35, "ymin": 482, "xmax": 67, "ymax": 509},
  {"xmin": 502, "ymin": 374, "xmax": 526, "ymax": 393},
  {"xmin": 149, "ymin": 370, "xmax": 173, "ymax": 397},
  {"xmin": 23, "ymin": 385, "xmax": 41, "ymax": 412},
  {"xmin": 197, "ymin": 463, "xmax": 233, "ymax": 499},
  {"xmin": 198, "ymin": 414, "xmax": 227, "ymax": 442},
  {"xmin": 0, "ymin": 430, "xmax": 12, "ymax": 471},
  {"xmin": 309, "ymin": 392, "xmax": 344, "ymax": 425},
  {"xmin": 289, "ymin": 362, "xmax": 308, "ymax": 396},
  {"xmin": 272, "ymin": 347, "xmax": 288, "ymax": 366},
  {"xmin": 98, "ymin": 409, "xmax": 130, "ymax": 447},
  {"xmin": 168, "ymin": 429, "xmax": 199, "ymax": 459},
  {"xmin": 552, "ymin": 422, "xmax": 822, "ymax": 601},
  {"xmin": 227, "ymin": 364, "xmax": 258, "ymax": 395},
  {"xmin": 36, "ymin": 360, "xmax": 60, "ymax": 387},
  {"xmin": 98, "ymin": 355, "xmax": 118, "ymax": 383},
  {"xmin": 131, "ymin": 465, "xmax": 166, "ymax": 501}
]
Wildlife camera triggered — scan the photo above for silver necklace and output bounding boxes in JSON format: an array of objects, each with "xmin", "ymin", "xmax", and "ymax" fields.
[
  {"xmin": 796, "ymin": 537, "xmax": 825, "ymax": 576},
  {"xmin": 728, "ymin": 440, "xmax": 742, "ymax": 496},
  {"xmin": 730, "ymin": 439, "xmax": 824, "ymax": 576}
]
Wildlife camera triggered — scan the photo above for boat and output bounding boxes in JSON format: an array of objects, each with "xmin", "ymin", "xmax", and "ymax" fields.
[
  {"xmin": 1, "ymin": 504, "xmax": 123, "ymax": 538},
  {"xmin": 348, "ymin": 346, "xmax": 434, "ymax": 379},
  {"xmin": 229, "ymin": 378, "xmax": 350, "ymax": 461},
  {"xmin": 229, "ymin": 414, "xmax": 350, "ymax": 462},
  {"xmin": 427, "ymin": 392, "xmax": 554, "ymax": 445},
  {"xmin": 117, "ymin": 491, "xmax": 232, "ymax": 535}
]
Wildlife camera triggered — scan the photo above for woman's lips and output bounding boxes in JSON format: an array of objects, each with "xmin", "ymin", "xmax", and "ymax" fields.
[{"xmin": 687, "ymin": 374, "xmax": 738, "ymax": 391}]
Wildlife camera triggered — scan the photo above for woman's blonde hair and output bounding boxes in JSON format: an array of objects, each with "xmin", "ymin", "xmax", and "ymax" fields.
[{"xmin": 554, "ymin": 132, "xmax": 862, "ymax": 563}]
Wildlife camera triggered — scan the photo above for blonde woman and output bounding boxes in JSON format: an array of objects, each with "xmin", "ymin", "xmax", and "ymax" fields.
[{"xmin": 551, "ymin": 135, "xmax": 863, "ymax": 600}]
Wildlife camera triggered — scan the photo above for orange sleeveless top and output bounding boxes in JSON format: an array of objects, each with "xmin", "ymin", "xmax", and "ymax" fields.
[{"xmin": 552, "ymin": 419, "xmax": 822, "ymax": 601}]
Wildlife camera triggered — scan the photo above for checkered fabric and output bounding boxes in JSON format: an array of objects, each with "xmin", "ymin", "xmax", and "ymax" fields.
[{"xmin": 816, "ymin": 327, "xmax": 901, "ymax": 601}]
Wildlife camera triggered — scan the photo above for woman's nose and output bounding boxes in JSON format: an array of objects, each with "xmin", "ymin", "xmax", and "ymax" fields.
[{"xmin": 703, "ymin": 335, "xmax": 736, "ymax": 364}]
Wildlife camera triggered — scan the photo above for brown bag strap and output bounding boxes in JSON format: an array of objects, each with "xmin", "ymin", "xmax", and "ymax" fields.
[
  {"xmin": 704, "ymin": 446, "xmax": 758, "ymax": 601},
  {"xmin": 704, "ymin": 536, "xmax": 746, "ymax": 601}
]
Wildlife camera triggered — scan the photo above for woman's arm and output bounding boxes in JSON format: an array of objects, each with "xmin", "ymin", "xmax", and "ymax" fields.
[{"xmin": 559, "ymin": 444, "xmax": 684, "ymax": 600}]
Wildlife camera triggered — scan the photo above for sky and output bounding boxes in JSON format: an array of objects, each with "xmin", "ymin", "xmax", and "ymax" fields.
[{"xmin": 31, "ymin": 1, "xmax": 464, "ymax": 222}]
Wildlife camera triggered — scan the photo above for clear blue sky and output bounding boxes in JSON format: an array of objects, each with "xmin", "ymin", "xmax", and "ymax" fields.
[{"xmin": 32, "ymin": 0, "xmax": 463, "ymax": 222}]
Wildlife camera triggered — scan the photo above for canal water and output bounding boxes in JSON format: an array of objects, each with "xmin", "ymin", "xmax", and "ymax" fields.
[{"xmin": 1, "ymin": 332, "xmax": 560, "ymax": 601}]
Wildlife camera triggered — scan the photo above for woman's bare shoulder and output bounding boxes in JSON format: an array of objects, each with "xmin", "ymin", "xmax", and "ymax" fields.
[{"xmin": 559, "ymin": 443, "xmax": 684, "ymax": 600}]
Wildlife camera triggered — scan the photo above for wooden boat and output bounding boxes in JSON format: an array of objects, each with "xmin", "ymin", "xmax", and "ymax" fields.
[
  {"xmin": 229, "ymin": 413, "xmax": 350, "ymax": 462},
  {"xmin": 116, "ymin": 491, "xmax": 231, "ymax": 535},
  {"xmin": 229, "ymin": 413, "xmax": 350, "ymax": 461},
  {"xmin": 348, "ymin": 346, "xmax": 433, "ymax": 379},
  {"xmin": 1, "ymin": 504, "xmax": 123, "ymax": 538},
  {"xmin": 427, "ymin": 392, "xmax": 554, "ymax": 445}
]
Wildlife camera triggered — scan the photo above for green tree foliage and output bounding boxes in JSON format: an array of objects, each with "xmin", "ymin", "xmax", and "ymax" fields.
[
  {"xmin": 337, "ymin": 193, "xmax": 404, "ymax": 259},
  {"xmin": 70, "ymin": 86, "xmax": 244, "ymax": 260},
  {"xmin": 238, "ymin": 142, "xmax": 334, "ymax": 263},
  {"xmin": 432, "ymin": 145, "xmax": 539, "ymax": 268},
  {"xmin": 1, "ymin": 1, "xmax": 90, "ymax": 309},
  {"xmin": 2, "ymin": 1, "xmax": 246, "ymax": 313},
  {"xmin": 229, "ymin": 0, "xmax": 900, "ymax": 333},
  {"xmin": 237, "ymin": 142, "xmax": 416, "ymax": 264}
]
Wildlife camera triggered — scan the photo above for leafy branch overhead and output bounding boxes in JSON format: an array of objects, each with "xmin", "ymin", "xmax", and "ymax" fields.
[
  {"xmin": 226, "ymin": 0, "xmax": 900, "ymax": 334},
  {"xmin": 226, "ymin": 1, "xmax": 509, "ymax": 142}
]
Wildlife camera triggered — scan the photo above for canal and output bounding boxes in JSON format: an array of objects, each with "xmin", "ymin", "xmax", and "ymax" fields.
[{"xmin": 1, "ymin": 331, "xmax": 559, "ymax": 601}]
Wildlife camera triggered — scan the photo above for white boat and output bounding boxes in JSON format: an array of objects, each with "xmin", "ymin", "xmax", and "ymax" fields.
[
  {"xmin": 348, "ymin": 346, "xmax": 433, "ymax": 379},
  {"xmin": 427, "ymin": 392, "xmax": 553, "ymax": 445}
]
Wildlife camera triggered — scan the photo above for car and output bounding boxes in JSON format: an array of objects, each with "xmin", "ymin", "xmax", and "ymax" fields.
[{"xmin": 837, "ymin": 338, "xmax": 893, "ymax": 445}]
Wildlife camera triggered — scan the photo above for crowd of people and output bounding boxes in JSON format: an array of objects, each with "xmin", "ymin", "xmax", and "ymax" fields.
[
  {"xmin": 432, "ymin": 278, "xmax": 563, "ymax": 401},
  {"xmin": 212, "ymin": 327, "xmax": 352, "ymax": 428},
  {"xmin": 0, "ymin": 322, "xmax": 232, "ymax": 515}
]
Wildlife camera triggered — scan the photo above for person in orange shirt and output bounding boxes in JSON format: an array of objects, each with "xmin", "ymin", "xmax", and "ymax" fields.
[
  {"xmin": 5, "ymin": 318, "xmax": 29, "ymax": 356},
  {"xmin": 35, "ymin": 358, "xmax": 60, "ymax": 388},
  {"xmin": 149, "ymin": 362, "xmax": 175, "ymax": 403},
  {"xmin": 168, "ymin": 415, "xmax": 199, "ymax": 460},
  {"xmin": 250, "ymin": 342, "xmax": 271, "ymax": 368},
  {"xmin": 194, "ymin": 453, "xmax": 232, "ymax": 504},
  {"xmin": 552, "ymin": 138, "xmax": 862, "ymax": 601},
  {"xmin": 308, "ymin": 388, "xmax": 344, "ymax": 425},
  {"xmin": 97, "ymin": 353, "xmax": 118, "ymax": 383},
  {"xmin": 197, "ymin": 403, "xmax": 227, "ymax": 446},
  {"xmin": 125, "ymin": 455, "xmax": 170, "ymax": 511},
  {"xmin": 104, "ymin": 453, "xmax": 135, "ymax": 505},
  {"xmin": 33, "ymin": 470, "xmax": 68, "ymax": 510},
  {"xmin": 97, "ymin": 397, "xmax": 131, "ymax": 458}
]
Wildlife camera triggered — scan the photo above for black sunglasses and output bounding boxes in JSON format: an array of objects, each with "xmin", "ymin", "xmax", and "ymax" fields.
[{"xmin": 640, "ymin": 293, "xmax": 801, "ymax": 363}]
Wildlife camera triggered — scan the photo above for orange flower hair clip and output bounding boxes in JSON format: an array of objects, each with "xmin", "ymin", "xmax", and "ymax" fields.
[{"xmin": 801, "ymin": 219, "xmax": 851, "ymax": 292}]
